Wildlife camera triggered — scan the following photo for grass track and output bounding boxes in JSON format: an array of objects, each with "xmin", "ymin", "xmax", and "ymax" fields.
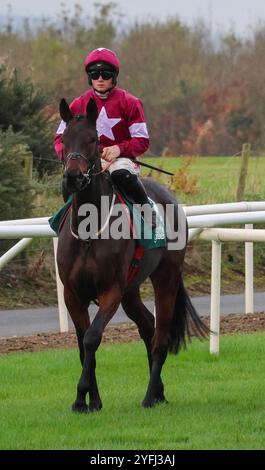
[
  {"xmin": 1, "ymin": 332, "xmax": 265, "ymax": 450},
  {"xmin": 2, "ymin": 156, "xmax": 265, "ymax": 309},
  {"xmin": 143, "ymin": 155, "xmax": 265, "ymax": 205}
]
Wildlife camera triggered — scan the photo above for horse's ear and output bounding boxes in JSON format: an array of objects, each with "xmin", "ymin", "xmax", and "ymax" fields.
[
  {"xmin": 86, "ymin": 98, "xmax": 98, "ymax": 125},
  {"xmin": 59, "ymin": 98, "xmax": 73, "ymax": 124}
]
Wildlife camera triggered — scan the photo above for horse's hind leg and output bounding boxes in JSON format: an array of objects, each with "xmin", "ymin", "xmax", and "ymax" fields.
[
  {"xmin": 122, "ymin": 288, "xmax": 167, "ymax": 403},
  {"xmin": 142, "ymin": 261, "xmax": 181, "ymax": 408}
]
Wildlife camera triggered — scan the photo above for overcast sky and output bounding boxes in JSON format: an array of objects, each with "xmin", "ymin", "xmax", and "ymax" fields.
[{"xmin": 1, "ymin": 0, "xmax": 265, "ymax": 35}]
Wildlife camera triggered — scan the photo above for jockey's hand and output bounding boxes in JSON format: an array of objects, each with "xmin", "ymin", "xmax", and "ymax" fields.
[{"xmin": 101, "ymin": 145, "xmax": 121, "ymax": 162}]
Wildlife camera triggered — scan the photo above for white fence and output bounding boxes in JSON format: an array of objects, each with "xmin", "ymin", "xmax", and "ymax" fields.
[{"xmin": 1, "ymin": 201, "xmax": 265, "ymax": 354}]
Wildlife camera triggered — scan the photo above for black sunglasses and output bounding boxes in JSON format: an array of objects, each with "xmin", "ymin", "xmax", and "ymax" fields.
[{"xmin": 88, "ymin": 70, "xmax": 115, "ymax": 80}]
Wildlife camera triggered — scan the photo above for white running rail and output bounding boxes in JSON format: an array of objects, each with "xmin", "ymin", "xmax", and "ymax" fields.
[{"xmin": 0, "ymin": 201, "xmax": 265, "ymax": 354}]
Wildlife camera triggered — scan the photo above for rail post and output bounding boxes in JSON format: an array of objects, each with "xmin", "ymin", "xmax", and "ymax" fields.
[
  {"xmin": 236, "ymin": 143, "xmax": 251, "ymax": 201},
  {"xmin": 245, "ymin": 224, "xmax": 254, "ymax": 314},
  {"xmin": 23, "ymin": 154, "xmax": 33, "ymax": 180},
  {"xmin": 210, "ymin": 240, "xmax": 222, "ymax": 354},
  {"xmin": 53, "ymin": 237, "xmax": 69, "ymax": 332}
]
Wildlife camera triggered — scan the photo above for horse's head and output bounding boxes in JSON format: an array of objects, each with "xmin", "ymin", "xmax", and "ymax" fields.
[{"xmin": 60, "ymin": 98, "xmax": 99, "ymax": 193}]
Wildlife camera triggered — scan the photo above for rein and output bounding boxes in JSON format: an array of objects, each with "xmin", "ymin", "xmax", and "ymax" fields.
[
  {"xmin": 70, "ymin": 191, "xmax": 116, "ymax": 242},
  {"xmin": 122, "ymin": 158, "xmax": 174, "ymax": 176},
  {"xmin": 64, "ymin": 149, "xmax": 115, "ymax": 242}
]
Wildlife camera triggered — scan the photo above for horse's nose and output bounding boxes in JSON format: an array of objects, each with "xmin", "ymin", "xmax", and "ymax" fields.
[
  {"xmin": 66, "ymin": 168, "xmax": 82, "ymax": 178},
  {"xmin": 65, "ymin": 170, "xmax": 84, "ymax": 193}
]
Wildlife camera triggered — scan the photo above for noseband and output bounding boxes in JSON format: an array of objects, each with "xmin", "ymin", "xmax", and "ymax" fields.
[{"xmin": 64, "ymin": 151, "xmax": 96, "ymax": 190}]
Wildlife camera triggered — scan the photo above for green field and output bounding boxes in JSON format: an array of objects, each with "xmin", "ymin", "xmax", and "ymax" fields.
[
  {"xmin": 38, "ymin": 154, "xmax": 265, "ymax": 218},
  {"xmin": 40, "ymin": 155, "xmax": 265, "ymax": 215},
  {"xmin": 1, "ymin": 332, "xmax": 265, "ymax": 450},
  {"xmin": 1, "ymin": 155, "xmax": 265, "ymax": 309},
  {"xmin": 143, "ymin": 155, "xmax": 265, "ymax": 205}
]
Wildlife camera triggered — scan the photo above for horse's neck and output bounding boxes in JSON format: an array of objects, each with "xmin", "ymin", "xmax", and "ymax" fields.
[
  {"xmin": 72, "ymin": 173, "xmax": 113, "ymax": 233},
  {"xmin": 80, "ymin": 169, "xmax": 112, "ymax": 201}
]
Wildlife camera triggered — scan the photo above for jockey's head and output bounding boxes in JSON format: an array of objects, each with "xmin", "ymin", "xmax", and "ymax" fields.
[{"xmin": 84, "ymin": 48, "xmax": 119, "ymax": 94}]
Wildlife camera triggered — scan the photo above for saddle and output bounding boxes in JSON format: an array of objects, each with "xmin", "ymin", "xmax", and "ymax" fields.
[{"xmin": 49, "ymin": 191, "xmax": 167, "ymax": 283}]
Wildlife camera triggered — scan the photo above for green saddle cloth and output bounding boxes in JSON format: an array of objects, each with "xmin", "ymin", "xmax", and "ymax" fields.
[
  {"xmin": 48, "ymin": 193, "xmax": 167, "ymax": 250},
  {"xmin": 49, "ymin": 197, "xmax": 72, "ymax": 235}
]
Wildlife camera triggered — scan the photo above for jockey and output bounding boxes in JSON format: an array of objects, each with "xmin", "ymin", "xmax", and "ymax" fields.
[{"xmin": 54, "ymin": 47, "xmax": 156, "ymax": 228}]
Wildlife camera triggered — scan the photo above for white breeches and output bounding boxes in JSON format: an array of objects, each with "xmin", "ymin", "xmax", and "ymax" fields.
[{"xmin": 101, "ymin": 157, "xmax": 140, "ymax": 175}]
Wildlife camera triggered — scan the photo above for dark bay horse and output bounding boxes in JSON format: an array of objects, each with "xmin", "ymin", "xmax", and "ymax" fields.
[{"xmin": 57, "ymin": 97, "xmax": 208, "ymax": 413}]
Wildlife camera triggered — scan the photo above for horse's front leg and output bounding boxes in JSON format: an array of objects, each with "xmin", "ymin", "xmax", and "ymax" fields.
[
  {"xmin": 63, "ymin": 286, "xmax": 90, "ymax": 366},
  {"xmin": 72, "ymin": 284, "xmax": 122, "ymax": 413}
]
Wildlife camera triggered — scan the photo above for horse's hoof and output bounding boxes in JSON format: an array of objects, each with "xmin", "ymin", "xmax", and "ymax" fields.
[
  {"xmin": 89, "ymin": 400, "xmax": 103, "ymax": 412},
  {"xmin": 72, "ymin": 402, "xmax": 89, "ymax": 413},
  {"xmin": 142, "ymin": 396, "xmax": 169, "ymax": 408},
  {"xmin": 155, "ymin": 395, "xmax": 169, "ymax": 405},
  {"xmin": 142, "ymin": 397, "xmax": 156, "ymax": 408}
]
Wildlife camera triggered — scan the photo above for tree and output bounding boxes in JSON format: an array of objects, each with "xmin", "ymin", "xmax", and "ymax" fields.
[
  {"xmin": 30, "ymin": 2, "xmax": 118, "ymax": 100},
  {"xmin": 118, "ymin": 18, "xmax": 207, "ymax": 155},
  {"xmin": 0, "ymin": 128, "xmax": 33, "ymax": 220},
  {"xmin": 0, "ymin": 66, "xmax": 57, "ymax": 176}
]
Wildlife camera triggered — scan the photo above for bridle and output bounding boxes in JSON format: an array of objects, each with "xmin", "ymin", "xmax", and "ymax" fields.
[
  {"xmin": 64, "ymin": 148, "xmax": 116, "ymax": 242},
  {"xmin": 64, "ymin": 151, "xmax": 97, "ymax": 190},
  {"xmin": 64, "ymin": 145, "xmax": 116, "ymax": 191}
]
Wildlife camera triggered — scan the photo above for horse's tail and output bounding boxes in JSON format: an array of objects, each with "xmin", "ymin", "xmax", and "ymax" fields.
[{"xmin": 169, "ymin": 276, "xmax": 210, "ymax": 354}]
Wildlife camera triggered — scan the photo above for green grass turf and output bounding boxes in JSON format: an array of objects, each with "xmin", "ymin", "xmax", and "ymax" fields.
[
  {"xmin": 38, "ymin": 155, "xmax": 265, "ymax": 217},
  {"xmin": 3, "ymin": 155, "xmax": 265, "ymax": 310},
  {"xmin": 142, "ymin": 155, "xmax": 265, "ymax": 205},
  {"xmin": 1, "ymin": 332, "xmax": 265, "ymax": 450}
]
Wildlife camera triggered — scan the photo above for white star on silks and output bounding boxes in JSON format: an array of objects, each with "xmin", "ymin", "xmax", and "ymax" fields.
[{"xmin": 96, "ymin": 107, "xmax": 121, "ymax": 140}]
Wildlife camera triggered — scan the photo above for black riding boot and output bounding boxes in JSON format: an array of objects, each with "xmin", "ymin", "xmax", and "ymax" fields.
[{"xmin": 111, "ymin": 169, "xmax": 157, "ymax": 229}]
